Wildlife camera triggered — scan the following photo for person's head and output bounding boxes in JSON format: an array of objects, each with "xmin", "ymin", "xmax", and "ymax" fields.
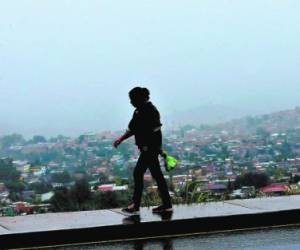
[{"xmin": 129, "ymin": 87, "xmax": 150, "ymax": 108}]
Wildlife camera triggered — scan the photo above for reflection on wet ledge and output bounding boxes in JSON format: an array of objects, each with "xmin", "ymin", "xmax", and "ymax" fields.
[{"xmin": 123, "ymin": 211, "xmax": 174, "ymax": 224}]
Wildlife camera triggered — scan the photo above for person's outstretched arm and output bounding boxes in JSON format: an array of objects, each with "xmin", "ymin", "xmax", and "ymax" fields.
[{"xmin": 113, "ymin": 129, "xmax": 133, "ymax": 148}]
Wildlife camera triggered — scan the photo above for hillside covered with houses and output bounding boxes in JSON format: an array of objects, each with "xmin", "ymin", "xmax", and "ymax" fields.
[{"xmin": 2, "ymin": 107, "xmax": 300, "ymax": 216}]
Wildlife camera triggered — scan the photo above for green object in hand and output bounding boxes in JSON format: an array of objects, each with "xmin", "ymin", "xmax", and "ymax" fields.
[{"xmin": 161, "ymin": 151, "xmax": 177, "ymax": 171}]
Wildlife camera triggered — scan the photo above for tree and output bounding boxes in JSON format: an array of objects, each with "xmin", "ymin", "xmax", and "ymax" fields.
[
  {"xmin": 50, "ymin": 187, "xmax": 76, "ymax": 212},
  {"xmin": 29, "ymin": 181, "xmax": 52, "ymax": 194},
  {"xmin": 280, "ymin": 140, "xmax": 293, "ymax": 160},
  {"xmin": 291, "ymin": 175, "xmax": 300, "ymax": 184},
  {"xmin": 5, "ymin": 181, "xmax": 25, "ymax": 193},
  {"xmin": 0, "ymin": 158, "xmax": 25, "ymax": 201},
  {"xmin": 77, "ymin": 135, "xmax": 86, "ymax": 144},
  {"xmin": 0, "ymin": 134, "xmax": 25, "ymax": 148},
  {"xmin": 32, "ymin": 135, "xmax": 47, "ymax": 144},
  {"xmin": 227, "ymin": 179, "xmax": 233, "ymax": 191},
  {"xmin": 220, "ymin": 145, "xmax": 230, "ymax": 159},
  {"xmin": 0, "ymin": 158, "xmax": 20, "ymax": 182},
  {"xmin": 51, "ymin": 171, "xmax": 72, "ymax": 183},
  {"xmin": 70, "ymin": 179, "xmax": 91, "ymax": 210},
  {"xmin": 234, "ymin": 172, "xmax": 269, "ymax": 189},
  {"xmin": 98, "ymin": 173, "xmax": 109, "ymax": 184},
  {"xmin": 256, "ymin": 127, "xmax": 270, "ymax": 141},
  {"xmin": 93, "ymin": 191, "xmax": 129, "ymax": 209},
  {"xmin": 273, "ymin": 168, "xmax": 287, "ymax": 181},
  {"xmin": 114, "ymin": 176, "xmax": 122, "ymax": 186},
  {"xmin": 48, "ymin": 135, "xmax": 69, "ymax": 143}
]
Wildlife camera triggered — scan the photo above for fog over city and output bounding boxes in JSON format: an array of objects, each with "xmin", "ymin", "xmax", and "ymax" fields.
[{"xmin": 1, "ymin": 1, "xmax": 300, "ymax": 137}]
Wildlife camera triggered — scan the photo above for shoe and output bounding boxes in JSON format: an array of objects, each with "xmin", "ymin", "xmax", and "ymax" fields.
[
  {"xmin": 152, "ymin": 205, "xmax": 173, "ymax": 213},
  {"xmin": 121, "ymin": 206, "xmax": 140, "ymax": 216}
]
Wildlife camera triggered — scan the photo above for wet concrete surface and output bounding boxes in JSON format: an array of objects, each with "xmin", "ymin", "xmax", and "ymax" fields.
[
  {"xmin": 2, "ymin": 195, "xmax": 299, "ymax": 234},
  {"xmin": 0, "ymin": 224, "xmax": 9, "ymax": 234},
  {"xmin": 0, "ymin": 209, "xmax": 124, "ymax": 233},
  {"xmin": 224, "ymin": 196, "xmax": 300, "ymax": 211},
  {"xmin": 0, "ymin": 201, "xmax": 258, "ymax": 234},
  {"xmin": 1, "ymin": 196, "xmax": 300, "ymax": 249}
]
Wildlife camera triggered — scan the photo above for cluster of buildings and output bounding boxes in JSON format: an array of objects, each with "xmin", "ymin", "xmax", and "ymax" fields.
[{"xmin": 2, "ymin": 108, "xmax": 300, "ymax": 215}]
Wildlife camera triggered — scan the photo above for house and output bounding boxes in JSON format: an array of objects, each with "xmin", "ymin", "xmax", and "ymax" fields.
[
  {"xmin": 259, "ymin": 184, "xmax": 289, "ymax": 196},
  {"xmin": 12, "ymin": 202, "xmax": 33, "ymax": 215},
  {"xmin": 97, "ymin": 184, "xmax": 128, "ymax": 192},
  {"xmin": 97, "ymin": 184, "xmax": 113, "ymax": 192},
  {"xmin": 41, "ymin": 192, "xmax": 54, "ymax": 202},
  {"xmin": 12, "ymin": 160, "xmax": 31, "ymax": 173},
  {"xmin": 21, "ymin": 144, "xmax": 48, "ymax": 154},
  {"xmin": 207, "ymin": 183, "xmax": 227, "ymax": 197},
  {"xmin": 113, "ymin": 185, "xmax": 128, "ymax": 191}
]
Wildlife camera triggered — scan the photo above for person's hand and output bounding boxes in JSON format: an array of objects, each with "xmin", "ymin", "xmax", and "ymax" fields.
[{"xmin": 113, "ymin": 138, "xmax": 122, "ymax": 148}]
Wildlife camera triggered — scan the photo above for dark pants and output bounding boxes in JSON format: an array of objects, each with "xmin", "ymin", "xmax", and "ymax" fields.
[{"xmin": 133, "ymin": 149, "xmax": 172, "ymax": 209}]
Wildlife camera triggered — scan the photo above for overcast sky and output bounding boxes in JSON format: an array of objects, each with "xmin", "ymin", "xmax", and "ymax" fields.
[{"xmin": 1, "ymin": 1, "xmax": 300, "ymax": 138}]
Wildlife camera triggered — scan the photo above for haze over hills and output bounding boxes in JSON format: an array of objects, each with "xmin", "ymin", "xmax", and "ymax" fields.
[
  {"xmin": 167, "ymin": 105, "xmax": 272, "ymax": 126},
  {"xmin": 166, "ymin": 104, "xmax": 282, "ymax": 128},
  {"xmin": 1, "ymin": 1, "xmax": 300, "ymax": 138},
  {"xmin": 174, "ymin": 105, "xmax": 300, "ymax": 137},
  {"xmin": 218, "ymin": 106, "xmax": 300, "ymax": 135},
  {"xmin": 1, "ymin": 105, "xmax": 300, "ymax": 139},
  {"xmin": 167, "ymin": 105, "xmax": 300, "ymax": 137}
]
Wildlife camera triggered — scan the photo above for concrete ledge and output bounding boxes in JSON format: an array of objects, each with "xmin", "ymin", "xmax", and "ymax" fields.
[{"xmin": 1, "ymin": 196, "xmax": 300, "ymax": 249}]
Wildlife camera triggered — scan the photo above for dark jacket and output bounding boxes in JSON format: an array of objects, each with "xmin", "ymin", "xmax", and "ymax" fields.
[{"xmin": 128, "ymin": 101, "xmax": 162, "ymax": 150}]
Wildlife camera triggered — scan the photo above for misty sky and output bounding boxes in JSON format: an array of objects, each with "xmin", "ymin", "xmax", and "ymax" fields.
[{"xmin": 1, "ymin": 1, "xmax": 300, "ymax": 138}]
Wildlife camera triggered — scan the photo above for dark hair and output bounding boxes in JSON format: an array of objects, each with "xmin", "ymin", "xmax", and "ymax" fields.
[{"xmin": 129, "ymin": 87, "xmax": 150, "ymax": 100}]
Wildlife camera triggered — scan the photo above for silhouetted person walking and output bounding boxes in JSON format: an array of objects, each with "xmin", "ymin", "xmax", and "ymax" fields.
[{"xmin": 113, "ymin": 87, "xmax": 172, "ymax": 215}]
